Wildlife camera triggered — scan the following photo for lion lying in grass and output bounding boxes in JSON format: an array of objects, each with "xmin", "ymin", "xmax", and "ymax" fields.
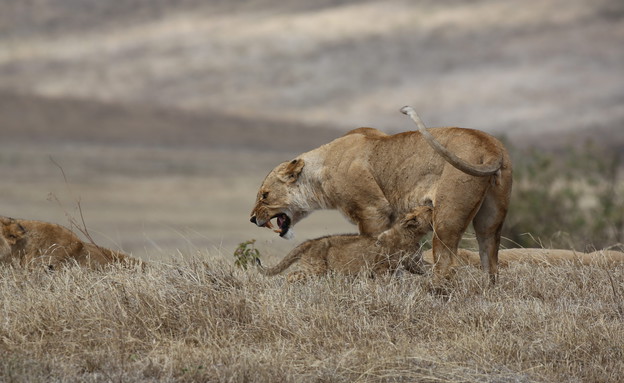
[
  {"xmin": 422, "ymin": 247, "xmax": 624, "ymax": 268},
  {"xmin": 258, "ymin": 205, "xmax": 433, "ymax": 282},
  {"xmin": 372, "ymin": 209, "xmax": 624, "ymax": 269},
  {"xmin": 0, "ymin": 216, "xmax": 141, "ymax": 270}
]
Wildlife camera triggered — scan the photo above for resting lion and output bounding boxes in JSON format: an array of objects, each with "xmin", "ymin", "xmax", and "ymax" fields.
[
  {"xmin": 422, "ymin": 248, "xmax": 624, "ymax": 268},
  {"xmin": 258, "ymin": 205, "xmax": 433, "ymax": 282},
  {"xmin": 0, "ymin": 216, "xmax": 140, "ymax": 270},
  {"xmin": 250, "ymin": 106, "xmax": 512, "ymax": 283}
]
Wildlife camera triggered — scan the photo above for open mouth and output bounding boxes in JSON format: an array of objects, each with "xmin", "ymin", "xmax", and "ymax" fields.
[{"xmin": 263, "ymin": 213, "xmax": 291, "ymax": 237}]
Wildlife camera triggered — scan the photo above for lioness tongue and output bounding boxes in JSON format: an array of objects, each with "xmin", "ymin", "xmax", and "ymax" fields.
[{"xmin": 277, "ymin": 215, "xmax": 285, "ymax": 227}]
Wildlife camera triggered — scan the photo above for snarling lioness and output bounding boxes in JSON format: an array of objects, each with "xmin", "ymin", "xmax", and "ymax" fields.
[
  {"xmin": 250, "ymin": 106, "xmax": 512, "ymax": 283},
  {"xmin": 0, "ymin": 216, "xmax": 140, "ymax": 270},
  {"xmin": 258, "ymin": 205, "xmax": 433, "ymax": 281}
]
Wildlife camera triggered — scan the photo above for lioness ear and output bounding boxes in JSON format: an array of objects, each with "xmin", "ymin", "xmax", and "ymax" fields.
[{"xmin": 278, "ymin": 159, "xmax": 305, "ymax": 184}]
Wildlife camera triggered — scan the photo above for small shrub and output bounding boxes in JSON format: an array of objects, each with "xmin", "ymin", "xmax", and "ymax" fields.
[{"xmin": 233, "ymin": 239, "xmax": 261, "ymax": 269}]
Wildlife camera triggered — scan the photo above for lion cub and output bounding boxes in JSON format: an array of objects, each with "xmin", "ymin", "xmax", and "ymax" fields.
[
  {"xmin": 258, "ymin": 205, "xmax": 433, "ymax": 282},
  {"xmin": 0, "ymin": 216, "xmax": 140, "ymax": 270}
]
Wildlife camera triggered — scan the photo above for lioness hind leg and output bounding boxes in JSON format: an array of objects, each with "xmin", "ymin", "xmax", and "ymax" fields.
[
  {"xmin": 474, "ymin": 226, "xmax": 502, "ymax": 285},
  {"xmin": 432, "ymin": 170, "xmax": 490, "ymax": 282},
  {"xmin": 472, "ymin": 176, "xmax": 511, "ymax": 284}
]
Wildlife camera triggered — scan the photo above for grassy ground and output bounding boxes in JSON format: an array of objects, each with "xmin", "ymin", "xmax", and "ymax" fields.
[{"xmin": 0, "ymin": 257, "xmax": 622, "ymax": 382}]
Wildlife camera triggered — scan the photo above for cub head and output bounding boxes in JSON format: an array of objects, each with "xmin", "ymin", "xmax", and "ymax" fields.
[
  {"xmin": 249, "ymin": 158, "xmax": 309, "ymax": 239},
  {"xmin": 376, "ymin": 205, "xmax": 433, "ymax": 251},
  {"xmin": 0, "ymin": 217, "xmax": 26, "ymax": 260}
]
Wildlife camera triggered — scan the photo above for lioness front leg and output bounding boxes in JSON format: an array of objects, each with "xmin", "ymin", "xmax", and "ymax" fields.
[
  {"xmin": 356, "ymin": 204, "xmax": 394, "ymax": 236},
  {"xmin": 430, "ymin": 233, "xmax": 460, "ymax": 283},
  {"xmin": 338, "ymin": 161, "xmax": 393, "ymax": 236}
]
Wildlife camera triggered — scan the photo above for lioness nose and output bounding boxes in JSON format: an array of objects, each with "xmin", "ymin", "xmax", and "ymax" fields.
[{"xmin": 250, "ymin": 216, "xmax": 257, "ymax": 224}]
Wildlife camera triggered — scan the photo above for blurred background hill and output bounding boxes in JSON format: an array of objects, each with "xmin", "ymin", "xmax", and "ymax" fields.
[{"xmin": 0, "ymin": 0, "xmax": 623, "ymax": 260}]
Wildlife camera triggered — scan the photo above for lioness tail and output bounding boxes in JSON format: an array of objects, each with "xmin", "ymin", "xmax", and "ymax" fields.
[{"xmin": 400, "ymin": 106, "xmax": 502, "ymax": 177}]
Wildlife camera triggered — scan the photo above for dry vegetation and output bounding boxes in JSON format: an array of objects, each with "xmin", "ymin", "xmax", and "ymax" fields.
[
  {"xmin": 1, "ymin": 257, "xmax": 622, "ymax": 382},
  {"xmin": 502, "ymin": 142, "xmax": 624, "ymax": 250}
]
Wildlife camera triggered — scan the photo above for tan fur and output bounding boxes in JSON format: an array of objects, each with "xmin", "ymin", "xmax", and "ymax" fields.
[
  {"xmin": 422, "ymin": 248, "xmax": 624, "ymax": 268},
  {"xmin": 259, "ymin": 206, "xmax": 433, "ymax": 281},
  {"xmin": 250, "ymin": 120, "xmax": 512, "ymax": 283},
  {"xmin": 0, "ymin": 216, "xmax": 141, "ymax": 270}
]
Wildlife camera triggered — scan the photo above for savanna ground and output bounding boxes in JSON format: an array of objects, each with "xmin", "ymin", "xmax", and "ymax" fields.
[
  {"xmin": 1, "ymin": 0, "xmax": 624, "ymax": 381},
  {"xmin": 1, "ymin": 257, "xmax": 623, "ymax": 382}
]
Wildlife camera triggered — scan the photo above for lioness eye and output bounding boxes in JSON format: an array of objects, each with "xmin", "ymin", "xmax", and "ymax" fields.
[{"xmin": 262, "ymin": 192, "xmax": 269, "ymax": 199}]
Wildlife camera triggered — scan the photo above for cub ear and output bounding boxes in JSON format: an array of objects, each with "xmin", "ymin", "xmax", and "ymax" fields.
[
  {"xmin": 404, "ymin": 206, "xmax": 434, "ymax": 228},
  {"xmin": 404, "ymin": 216, "xmax": 420, "ymax": 228},
  {"xmin": 278, "ymin": 158, "xmax": 305, "ymax": 184}
]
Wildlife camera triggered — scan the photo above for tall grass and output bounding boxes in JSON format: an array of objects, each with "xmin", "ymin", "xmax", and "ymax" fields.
[
  {"xmin": 0, "ymin": 255, "xmax": 622, "ymax": 382},
  {"xmin": 503, "ymin": 141, "xmax": 624, "ymax": 250}
]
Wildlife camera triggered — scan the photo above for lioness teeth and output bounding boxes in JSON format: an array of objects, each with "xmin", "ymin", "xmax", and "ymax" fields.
[
  {"xmin": 264, "ymin": 221, "xmax": 274, "ymax": 229},
  {"xmin": 273, "ymin": 229, "xmax": 282, "ymax": 234}
]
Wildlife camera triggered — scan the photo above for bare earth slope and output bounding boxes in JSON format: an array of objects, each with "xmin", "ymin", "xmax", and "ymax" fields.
[
  {"xmin": 1, "ymin": 0, "xmax": 623, "ymax": 140},
  {"xmin": 0, "ymin": 90, "xmax": 337, "ymax": 152}
]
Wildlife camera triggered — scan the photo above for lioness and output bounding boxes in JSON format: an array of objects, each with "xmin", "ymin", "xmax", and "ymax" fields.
[
  {"xmin": 422, "ymin": 248, "xmax": 624, "ymax": 268},
  {"xmin": 258, "ymin": 205, "xmax": 433, "ymax": 281},
  {"xmin": 0, "ymin": 216, "xmax": 140, "ymax": 270},
  {"xmin": 250, "ymin": 106, "xmax": 512, "ymax": 283}
]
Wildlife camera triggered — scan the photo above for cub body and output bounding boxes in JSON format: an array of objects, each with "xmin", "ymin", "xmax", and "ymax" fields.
[{"xmin": 259, "ymin": 206, "xmax": 432, "ymax": 281}]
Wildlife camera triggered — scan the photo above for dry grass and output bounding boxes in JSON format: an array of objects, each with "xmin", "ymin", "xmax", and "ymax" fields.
[{"xmin": 1, "ymin": 255, "xmax": 622, "ymax": 382}]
